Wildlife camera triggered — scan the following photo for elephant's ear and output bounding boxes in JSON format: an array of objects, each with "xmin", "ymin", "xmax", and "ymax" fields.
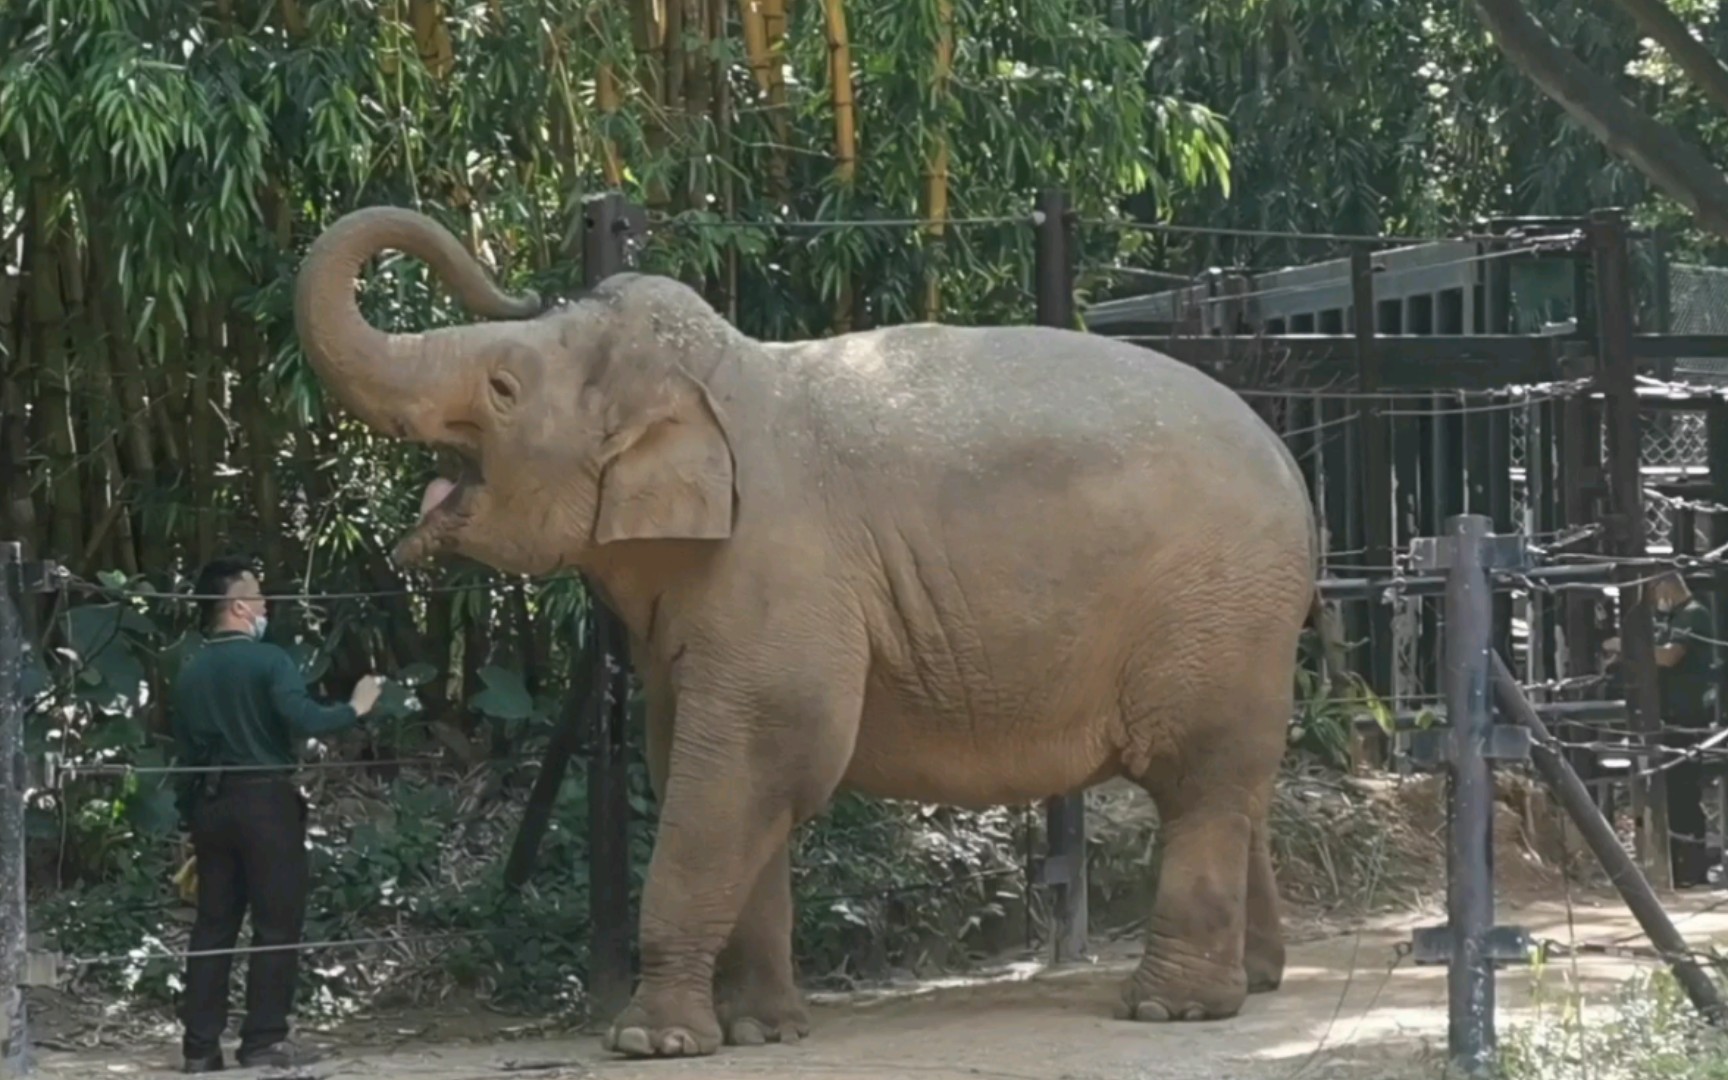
[{"xmin": 594, "ymin": 378, "xmax": 735, "ymax": 544}]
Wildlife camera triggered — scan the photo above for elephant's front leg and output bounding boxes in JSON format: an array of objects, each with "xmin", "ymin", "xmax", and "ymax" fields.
[
  {"xmin": 715, "ymin": 841, "xmax": 808, "ymax": 1046},
  {"xmin": 604, "ymin": 673, "xmax": 854, "ymax": 1059}
]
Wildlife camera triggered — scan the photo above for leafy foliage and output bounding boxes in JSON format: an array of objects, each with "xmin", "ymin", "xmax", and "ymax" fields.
[{"xmin": 1503, "ymin": 967, "xmax": 1728, "ymax": 1079}]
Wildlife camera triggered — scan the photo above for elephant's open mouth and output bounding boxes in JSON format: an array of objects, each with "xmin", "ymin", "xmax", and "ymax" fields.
[{"xmin": 396, "ymin": 450, "xmax": 484, "ymax": 564}]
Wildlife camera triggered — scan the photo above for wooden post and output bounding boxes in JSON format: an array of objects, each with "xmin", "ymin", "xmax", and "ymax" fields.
[
  {"xmin": 1034, "ymin": 189, "xmax": 1088, "ymax": 964},
  {"xmin": 1592, "ymin": 208, "xmax": 1672, "ymax": 890}
]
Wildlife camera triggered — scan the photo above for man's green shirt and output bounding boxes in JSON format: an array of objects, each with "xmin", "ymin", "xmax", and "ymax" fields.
[
  {"xmin": 170, "ymin": 632, "xmax": 358, "ymax": 822},
  {"xmin": 1657, "ymin": 599, "xmax": 1718, "ymax": 726}
]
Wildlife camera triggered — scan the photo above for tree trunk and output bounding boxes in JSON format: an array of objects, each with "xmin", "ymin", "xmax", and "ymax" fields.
[{"xmin": 1474, "ymin": 0, "xmax": 1728, "ymax": 241}]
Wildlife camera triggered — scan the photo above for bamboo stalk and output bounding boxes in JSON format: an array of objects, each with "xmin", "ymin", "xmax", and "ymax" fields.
[
  {"xmin": 715, "ymin": 0, "xmax": 738, "ymax": 319},
  {"xmin": 761, "ymin": 0, "xmax": 792, "ymax": 194},
  {"xmin": 0, "ymin": 270, "xmax": 37, "ymax": 550},
  {"xmin": 630, "ymin": 0, "xmax": 670, "ymax": 208},
  {"xmin": 823, "ymin": 0, "xmax": 856, "ymax": 331},
  {"xmin": 823, "ymin": 0, "xmax": 856, "ymax": 183},
  {"xmin": 739, "ymin": 0, "xmax": 772, "ymax": 96},
  {"xmin": 409, "ymin": 0, "xmax": 456, "ymax": 79},
  {"xmin": 921, "ymin": 0, "xmax": 954, "ymax": 322},
  {"xmin": 597, "ymin": 62, "xmax": 625, "ymax": 186},
  {"xmin": 26, "ymin": 189, "xmax": 84, "ymax": 564},
  {"xmin": 278, "ymin": 0, "xmax": 308, "ymax": 39},
  {"xmin": 188, "ymin": 301, "xmax": 218, "ymax": 562}
]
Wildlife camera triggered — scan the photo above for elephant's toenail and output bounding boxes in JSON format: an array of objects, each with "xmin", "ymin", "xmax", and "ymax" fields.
[
  {"xmin": 1182, "ymin": 1005, "xmax": 1206, "ymax": 1021},
  {"xmin": 731, "ymin": 1019, "xmax": 767, "ymax": 1046},
  {"xmin": 1134, "ymin": 1001, "xmax": 1172, "ymax": 1022},
  {"xmin": 615, "ymin": 1028, "xmax": 653, "ymax": 1056}
]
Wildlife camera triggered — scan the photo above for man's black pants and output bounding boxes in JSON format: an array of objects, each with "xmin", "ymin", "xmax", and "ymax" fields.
[
  {"xmin": 1665, "ymin": 723, "xmax": 1713, "ymax": 889},
  {"xmin": 180, "ymin": 777, "xmax": 309, "ymax": 1059}
]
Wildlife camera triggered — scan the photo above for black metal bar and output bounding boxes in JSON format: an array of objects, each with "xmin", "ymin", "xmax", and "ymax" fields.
[
  {"xmin": 1632, "ymin": 334, "xmax": 1728, "ymax": 359},
  {"xmin": 0, "ymin": 544, "xmax": 28, "ymax": 1073},
  {"xmin": 1354, "ymin": 248, "xmax": 1395, "ymax": 710},
  {"xmin": 1036, "ymin": 189, "xmax": 1088, "ymax": 964},
  {"xmin": 1710, "ymin": 403, "xmax": 1728, "ymax": 732},
  {"xmin": 1488, "ymin": 410, "xmax": 1514, "ymax": 665},
  {"xmin": 1441, "ymin": 514, "xmax": 1498, "ymax": 1074},
  {"xmin": 1593, "ymin": 209, "xmax": 1672, "ymax": 889},
  {"xmin": 1557, "ymin": 347, "xmax": 1604, "ymax": 793},
  {"xmin": 1322, "ymin": 395, "xmax": 1354, "ymax": 664},
  {"xmin": 581, "ymin": 191, "xmax": 640, "ymax": 1018},
  {"xmin": 1491, "ymin": 652, "xmax": 1725, "ymax": 1026},
  {"xmin": 503, "ymin": 617, "xmax": 597, "ymax": 889}
]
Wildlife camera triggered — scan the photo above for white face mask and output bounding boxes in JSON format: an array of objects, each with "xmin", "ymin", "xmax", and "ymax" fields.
[{"xmin": 237, "ymin": 600, "xmax": 267, "ymax": 640}]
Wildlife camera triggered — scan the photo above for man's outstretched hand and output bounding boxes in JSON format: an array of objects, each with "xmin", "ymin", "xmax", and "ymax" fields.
[{"xmin": 351, "ymin": 674, "xmax": 385, "ymax": 717}]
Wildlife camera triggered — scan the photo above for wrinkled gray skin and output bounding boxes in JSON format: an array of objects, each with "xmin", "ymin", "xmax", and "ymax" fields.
[{"xmin": 295, "ymin": 207, "xmax": 1321, "ymax": 1058}]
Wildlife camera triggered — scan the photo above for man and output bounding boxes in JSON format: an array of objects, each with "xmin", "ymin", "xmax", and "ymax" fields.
[
  {"xmin": 1610, "ymin": 571, "xmax": 1722, "ymax": 889},
  {"xmin": 172, "ymin": 557, "xmax": 382, "ymax": 1073},
  {"xmin": 1652, "ymin": 571, "xmax": 1720, "ymax": 889}
]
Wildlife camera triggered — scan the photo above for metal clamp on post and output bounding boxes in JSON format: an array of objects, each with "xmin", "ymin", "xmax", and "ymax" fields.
[
  {"xmin": 19, "ymin": 955, "xmax": 58, "ymax": 991},
  {"xmin": 1410, "ymin": 925, "xmax": 1533, "ymax": 967}
]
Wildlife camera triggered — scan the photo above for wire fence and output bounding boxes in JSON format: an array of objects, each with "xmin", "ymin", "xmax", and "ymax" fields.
[{"xmin": 12, "ymin": 203, "xmax": 1728, "ymax": 1070}]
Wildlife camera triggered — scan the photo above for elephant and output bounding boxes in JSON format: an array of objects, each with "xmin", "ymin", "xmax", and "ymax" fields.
[{"xmin": 294, "ymin": 206, "xmax": 1327, "ymax": 1058}]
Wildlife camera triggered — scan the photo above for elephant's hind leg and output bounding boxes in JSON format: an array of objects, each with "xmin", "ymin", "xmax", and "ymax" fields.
[
  {"xmin": 1244, "ymin": 813, "xmax": 1285, "ymax": 994},
  {"xmin": 1120, "ymin": 687, "xmax": 1288, "ymax": 1023},
  {"xmin": 714, "ymin": 842, "xmax": 810, "ymax": 1046},
  {"xmin": 1118, "ymin": 794, "xmax": 1253, "ymax": 1022}
]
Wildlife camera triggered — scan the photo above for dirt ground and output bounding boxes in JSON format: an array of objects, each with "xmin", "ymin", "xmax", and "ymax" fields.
[{"xmin": 25, "ymin": 890, "xmax": 1728, "ymax": 1080}]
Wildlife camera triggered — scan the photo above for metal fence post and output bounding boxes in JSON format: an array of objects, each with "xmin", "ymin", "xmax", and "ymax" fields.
[
  {"xmin": 581, "ymin": 192, "xmax": 645, "ymax": 1020},
  {"xmin": 0, "ymin": 545, "xmax": 29, "ymax": 1075},
  {"xmin": 1032, "ymin": 188, "xmax": 1088, "ymax": 964},
  {"xmin": 1408, "ymin": 515, "xmax": 1532, "ymax": 1077}
]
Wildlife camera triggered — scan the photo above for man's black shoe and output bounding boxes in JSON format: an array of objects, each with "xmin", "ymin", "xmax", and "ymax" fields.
[
  {"xmin": 181, "ymin": 1051, "xmax": 224, "ymax": 1073},
  {"xmin": 237, "ymin": 1040, "xmax": 322, "ymax": 1070}
]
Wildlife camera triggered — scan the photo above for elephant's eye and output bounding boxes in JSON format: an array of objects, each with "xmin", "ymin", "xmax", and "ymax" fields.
[{"xmin": 489, "ymin": 374, "xmax": 517, "ymax": 402}]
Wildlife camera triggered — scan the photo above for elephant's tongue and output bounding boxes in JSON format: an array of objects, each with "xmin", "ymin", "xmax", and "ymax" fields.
[{"xmin": 419, "ymin": 477, "xmax": 457, "ymax": 522}]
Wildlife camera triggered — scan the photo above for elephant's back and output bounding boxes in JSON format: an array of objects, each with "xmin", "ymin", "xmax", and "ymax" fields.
[{"xmin": 780, "ymin": 323, "xmax": 1297, "ymax": 502}]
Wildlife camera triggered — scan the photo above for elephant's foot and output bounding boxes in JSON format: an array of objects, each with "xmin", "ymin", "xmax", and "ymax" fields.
[
  {"xmin": 1117, "ymin": 944, "xmax": 1248, "ymax": 1023},
  {"xmin": 1244, "ymin": 929, "xmax": 1285, "ymax": 994},
  {"xmin": 602, "ymin": 990, "xmax": 723, "ymax": 1058},
  {"xmin": 716, "ymin": 977, "xmax": 809, "ymax": 1046}
]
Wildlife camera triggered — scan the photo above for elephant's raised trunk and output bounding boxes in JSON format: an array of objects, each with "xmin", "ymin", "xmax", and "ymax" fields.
[{"xmin": 294, "ymin": 207, "xmax": 544, "ymax": 438}]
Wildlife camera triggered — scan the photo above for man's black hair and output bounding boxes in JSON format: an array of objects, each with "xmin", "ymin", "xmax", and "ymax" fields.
[{"xmin": 193, "ymin": 556, "xmax": 257, "ymax": 630}]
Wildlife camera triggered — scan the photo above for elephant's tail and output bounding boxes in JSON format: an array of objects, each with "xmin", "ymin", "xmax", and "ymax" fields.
[
  {"xmin": 1305, "ymin": 587, "xmax": 1347, "ymax": 695},
  {"xmin": 1300, "ymin": 480, "xmax": 1347, "ymax": 694}
]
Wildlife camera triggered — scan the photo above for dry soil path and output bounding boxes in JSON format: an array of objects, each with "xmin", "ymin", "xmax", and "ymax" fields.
[{"xmin": 33, "ymin": 894, "xmax": 1728, "ymax": 1080}]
